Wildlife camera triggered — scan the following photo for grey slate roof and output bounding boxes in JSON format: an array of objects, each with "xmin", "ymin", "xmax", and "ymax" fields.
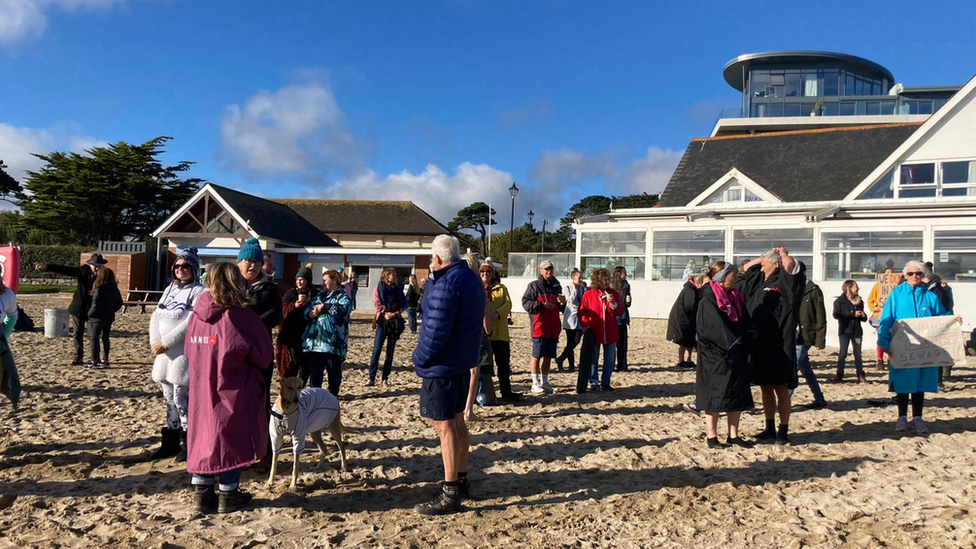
[
  {"xmin": 209, "ymin": 184, "xmax": 338, "ymax": 247},
  {"xmin": 270, "ymin": 199, "xmax": 449, "ymax": 236},
  {"xmin": 658, "ymin": 123, "xmax": 922, "ymax": 207}
]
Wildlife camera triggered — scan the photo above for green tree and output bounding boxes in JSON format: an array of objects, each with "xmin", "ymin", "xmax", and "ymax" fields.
[
  {"xmin": 14, "ymin": 137, "xmax": 202, "ymax": 246},
  {"xmin": 549, "ymin": 192, "xmax": 659, "ymax": 252},
  {"xmin": 0, "ymin": 160, "xmax": 22, "ymax": 205},
  {"xmin": 448, "ymin": 201, "xmax": 497, "ymax": 256},
  {"xmin": 486, "ymin": 224, "xmax": 541, "ymax": 276}
]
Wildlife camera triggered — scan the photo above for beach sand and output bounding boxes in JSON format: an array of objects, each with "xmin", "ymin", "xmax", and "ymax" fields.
[{"xmin": 1, "ymin": 294, "xmax": 975, "ymax": 548}]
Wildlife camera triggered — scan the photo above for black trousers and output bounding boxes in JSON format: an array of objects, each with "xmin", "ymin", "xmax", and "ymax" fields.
[
  {"xmin": 70, "ymin": 314, "xmax": 87, "ymax": 360},
  {"xmin": 576, "ymin": 329, "xmax": 596, "ymax": 393},
  {"xmin": 87, "ymin": 319, "xmax": 111, "ymax": 363},
  {"xmin": 307, "ymin": 352, "xmax": 343, "ymax": 395},
  {"xmin": 490, "ymin": 340, "xmax": 514, "ymax": 397},
  {"xmin": 616, "ymin": 323, "xmax": 629, "ymax": 370},
  {"xmin": 557, "ymin": 328, "xmax": 582, "ymax": 369},
  {"xmin": 896, "ymin": 392, "xmax": 924, "ymax": 418},
  {"xmin": 837, "ymin": 335, "xmax": 864, "ymax": 376}
]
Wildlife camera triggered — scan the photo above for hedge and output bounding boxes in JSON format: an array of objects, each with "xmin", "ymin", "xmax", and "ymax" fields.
[{"xmin": 19, "ymin": 245, "xmax": 91, "ymax": 281}]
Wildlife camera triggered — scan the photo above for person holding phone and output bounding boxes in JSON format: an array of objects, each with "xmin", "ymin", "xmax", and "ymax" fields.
[
  {"xmin": 521, "ymin": 260, "xmax": 565, "ymax": 394},
  {"xmin": 303, "ymin": 269, "xmax": 353, "ymax": 394}
]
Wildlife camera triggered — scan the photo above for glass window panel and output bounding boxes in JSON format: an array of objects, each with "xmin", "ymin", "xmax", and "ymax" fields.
[
  {"xmin": 824, "ymin": 252, "xmax": 921, "ymax": 281},
  {"xmin": 726, "ymin": 187, "xmax": 741, "ymax": 202},
  {"xmin": 900, "ymin": 187, "xmax": 937, "ymax": 198},
  {"xmin": 770, "ymin": 73, "xmax": 785, "ymax": 86},
  {"xmin": 824, "ymin": 102, "xmax": 840, "ymax": 115},
  {"xmin": 941, "ymin": 187, "xmax": 976, "ymax": 197},
  {"xmin": 653, "ymin": 230, "xmax": 725, "ymax": 254},
  {"xmin": 839, "ymin": 102, "xmax": 856, "ymax": 116},
  {"xmin": 768, "ymin": 102, "xmax": 784, "ymax": 117},
  {"xmin": 509, "ymin": 253, "xmax": 576, "ymax": 278},
  {"xmin": 866, "ymin": 102, "xmax": 881, "ymax": 115},
  {"xmin": 734, "ymin": 228, "xmax": 813, "ymax": 255},
  {"xmin": 802, "ymin": 73, "xmax": 819, "ymax": 96},
  {"xmin": 580, "ymin": 256, "xmax": 643, "ymax": 280},
  {"xmin": 750, "ymin": 71, "xmax": 770, "ymax": 97},
  {"xmin": 784, "ymin": 102, "xmax": 802, "ymax": 116},
  {"xmin": 580, "ymin": 231, "xmax": 646, "ymax": 255},
  {"xmin": 857, "ymin": 169, "xmax": 895, "ymax": 200},
  {"xmin": 823, "ymin": 231, "xmax": 923, "ymax": 250},
  {"xmin": 900, "ymin": 163, "xmax": 935, "ymax": 185},
  {"xmin": 844, "ymin": 73, "xmax": 856, "ymax": 95},
  {"xmin": 732, "ymin": 255, "xmax": 813, "ymax": 280},
  {"xmin": 651, "ymin": 255, "xmax": 724, "ymax": 282},
  {"xmin": 823, "ymin": 70, "xmax": 839, "ymax": 96},
  {"xmin": 905, "ymin": 100, "xmax": 918, "ymax": 114},
  {"xmin": 935, "ymin": 230, "xmax": 976, "ymax": 250},
  {"xmin": 880, "ymin": 101, "xmax": 896, "ymax": 115},
  {"xmin": 918, "ymin": 101, "xmax": 934, "ymax": 115},
  {"xmin": 935, "ymin": 253, "xmax": 976, "ymax": 281},
  {"xmin": 801, "ymin": 103, "xmax": 815, "ymax": 116},
  {"xmin": 784, "ymin": 73, "xmax": 801, "ymax": 97},
  {"xmin": 943, "ymin": 161, "xmax": 975, "ymax": 184},
  {"xmin": 856, "ymin": 101, "xmax": 867, "ymax": 115},
  {"xmin": 744, "ymin": 189, "xmax": 763, "ymax": 202}
]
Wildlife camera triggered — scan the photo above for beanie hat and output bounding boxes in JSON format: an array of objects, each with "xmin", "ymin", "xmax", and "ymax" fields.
[
  {"xmin": 175, "ymin": 246, "xmax": 201, "ymax": 280},
  {"xmin": 237, "ymin": 237, "xmax": 263, "ymax": 262},
  {"xmin": 296, "ymin": 262, "xmax": 313, "ymax": 284}
]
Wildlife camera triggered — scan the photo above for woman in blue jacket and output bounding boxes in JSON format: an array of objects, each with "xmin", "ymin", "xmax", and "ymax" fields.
[
  {"xmin": 303, "ymin": 269, "xmax": 353, "ymax": 395},
  {"xmin": 877, "ymin": 260, "xmax": 951, "ymax": 435}
]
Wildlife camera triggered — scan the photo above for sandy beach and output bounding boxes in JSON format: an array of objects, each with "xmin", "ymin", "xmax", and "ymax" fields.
[{"xmin": 2, "ymin": 294, "xmax": 975, "ymax": 549}]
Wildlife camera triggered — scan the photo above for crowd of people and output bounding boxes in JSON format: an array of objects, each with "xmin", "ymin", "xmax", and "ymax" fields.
[{"xmin": 1, "ymin": 237, "xmax": 965, "ymax": 517}]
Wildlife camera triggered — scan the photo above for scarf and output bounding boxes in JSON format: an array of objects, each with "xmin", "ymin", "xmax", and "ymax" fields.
[{"xmin": 710, "ymin": 280, "xmax": 743, "ymax": 323}]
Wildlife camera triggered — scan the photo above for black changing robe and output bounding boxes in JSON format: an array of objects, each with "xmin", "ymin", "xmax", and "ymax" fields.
[
  {"xmin": 738, "ymin": 263, "xmax": 805, "ymax": 388},
  {"xmin": 695, "ymin": 284, "xmax": 753, "ymax": 412},
  {"xmin": 666, "ymin": 280, "xmax": 700, "ymax": 348}
]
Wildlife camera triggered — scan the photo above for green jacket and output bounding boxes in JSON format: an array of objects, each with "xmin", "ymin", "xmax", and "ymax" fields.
[{"xmin": 796, "ymin": 281, "xmax": 826, "ymax": 348}]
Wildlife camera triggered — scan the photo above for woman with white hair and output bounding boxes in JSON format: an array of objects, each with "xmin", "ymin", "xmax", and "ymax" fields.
[{"xmin": 877, "ymin": 260, "xmax": 953, "ymax": 434}]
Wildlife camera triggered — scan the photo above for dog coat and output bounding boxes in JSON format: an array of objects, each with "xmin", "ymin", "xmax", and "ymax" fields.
[{"xmin": 270, "ymin": 388, "xmax": 340, "ymax": 455}]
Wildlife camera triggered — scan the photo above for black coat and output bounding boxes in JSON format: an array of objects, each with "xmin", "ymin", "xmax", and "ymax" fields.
[
  {"xmin": 833, "ymin": 294, "xmax": 866, "ymax": 338},
  {"xmin": 88, "ymin": 281, "xmax": 122, "ymax": 323},
  {"xmin": 278, "ymin": 287, "xmax": 316, "ymax": 349},
  {"xmin": 406, "ymin": 285, "xmax": 421, "ymax": 309},
  {"xmin": 739, "ymin": 263, "xmax": 805, "ymax": 389},
  {"xmin": 248, "ymin": 275, "xmax": 283, "ymax": 338},
  {"xmin": 666, "ymin": 281, "xmax": 699, "ymax": 348},
  {"xmin": 796, "ymin": 282, "xmax": 827, "ymax": 348},
  {"xmin": 695, "ymin": 284, "xmax": 754, "ymax": 412},
  {"xmin": 45, "ymin": 264, "xmax": 97, "ymax": 317}
]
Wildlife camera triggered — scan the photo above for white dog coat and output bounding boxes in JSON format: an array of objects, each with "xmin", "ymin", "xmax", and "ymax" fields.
[{"xmin": 270, "ymin": 388, "xmax": 340, "ymax": 455}]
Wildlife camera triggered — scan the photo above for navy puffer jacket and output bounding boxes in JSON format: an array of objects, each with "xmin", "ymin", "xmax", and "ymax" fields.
[{"xmin": 413, "ymin": 260, "xmax": 486, "ymax": 379}]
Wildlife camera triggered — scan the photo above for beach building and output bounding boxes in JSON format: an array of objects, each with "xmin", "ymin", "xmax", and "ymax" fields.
[
  {"xmin": 506, "ymin": 52, "xmax": 976, "ymax": 348},
  {"xmin": 152, "ymin": 183, "xmax": 447, "ymax": 308}
]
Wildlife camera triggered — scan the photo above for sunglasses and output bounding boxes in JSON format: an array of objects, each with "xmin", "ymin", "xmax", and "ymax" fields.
[
  {"xmin": 174, "ymin": 264, "xmax": 191, "ymax": 270},
  {"xmin": 479, "ymin": 269, "xmax": 492, "ymax": 274},
  {"xmin": 906, "ymin": 271, "xmax": 924, "ymax": 277}
]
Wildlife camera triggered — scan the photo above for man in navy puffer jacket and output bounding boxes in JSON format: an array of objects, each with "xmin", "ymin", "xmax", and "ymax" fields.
[{"xmin": 412, "ymin": 235, "xmax": 485, "ymax": 516}]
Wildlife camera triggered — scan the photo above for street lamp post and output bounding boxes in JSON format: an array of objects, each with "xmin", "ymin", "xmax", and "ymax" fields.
[
  {"xmin": 541, "ymin": 219, "xmax": 547, "ymax": 253},
  {"xmin": 508, "ymin": 182, "xmax": 519, "ymax": 256},
  {"xmin": 527, "ymin": 210, "xmax": 534, "ymax": 226}
]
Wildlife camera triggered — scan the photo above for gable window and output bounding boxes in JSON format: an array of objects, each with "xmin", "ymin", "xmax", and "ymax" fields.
[
  {"xmin": 857, "ymin": 159, "xmax": 976, "ymax": 200},
  {"xmin": 703, "ymin": 182, "xmax": 765, "ymax": 205}
]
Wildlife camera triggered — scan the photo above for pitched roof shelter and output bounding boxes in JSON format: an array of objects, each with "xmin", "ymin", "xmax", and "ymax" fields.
[{"xmin": 271, "ymin": 199, "xmax": 449, "ymax": 236}]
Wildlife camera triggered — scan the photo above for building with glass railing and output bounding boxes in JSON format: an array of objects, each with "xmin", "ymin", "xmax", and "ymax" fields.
[
  {"xmin": 714, "ymin": 51, "xmax": 960, "ymax": 136},
  {"xmin": 518, "ymin": 67, "xmax": 976, "ymax": 348}
]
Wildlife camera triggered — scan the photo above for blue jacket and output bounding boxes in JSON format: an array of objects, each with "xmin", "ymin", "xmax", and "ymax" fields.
[
  {"xmin": 302, "ymin": 289, "xmax": 353, "ymax": 358},
  {"xmin": 877, "ymin": 282, "xmax": 948, "ymax": 350},
  {"xmin": 413, "ymin": 260, "xmax": 486, "ymax": 379}
]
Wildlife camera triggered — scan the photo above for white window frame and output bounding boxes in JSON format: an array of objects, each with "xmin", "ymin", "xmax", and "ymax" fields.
[
  {"xmin": 821, "ymin": 229, "xmax": 924, "ymax": 281},
  {"xmin": 886, "ymin": 158, "xmax": 976, "ymax": 199},
  {"xmin": 650, "ymin": 228, "xmax": 726, "ymax": 281}
]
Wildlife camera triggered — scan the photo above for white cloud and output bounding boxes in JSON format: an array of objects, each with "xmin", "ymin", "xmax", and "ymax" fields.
[
  {"xmin": 219, "ymin": 81, "xmax": 367, "ymax": 182},
  {"xmin": 0, "ymin": 0, "xmax": 130, "ymax": 47},
  {"xmin": 0, "ymin": 121, "xmax": 103, "ymax": 182}
]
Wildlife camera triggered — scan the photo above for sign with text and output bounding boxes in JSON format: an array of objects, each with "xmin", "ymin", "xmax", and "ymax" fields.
[{"xmin": 889, "ymin": 316, "xmax": 964, "ymax": 369}]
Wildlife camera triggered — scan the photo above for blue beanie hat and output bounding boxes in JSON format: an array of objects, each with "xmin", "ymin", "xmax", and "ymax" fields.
[{"xmin": 237, "ymin": 237, "xmax": 263, "ymax": 262}]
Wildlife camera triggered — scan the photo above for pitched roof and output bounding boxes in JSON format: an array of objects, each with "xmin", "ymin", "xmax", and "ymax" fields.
[
  {"xmin": 658, "ymin": 123, "xmax": 923, "ymax": 207},
  {"xmin": 270, "ymin": 199, "xmax": 449, "ymax": 236},
  {"xmin": 208, "ymin": 184, "xmax": 338, "ymax": 247}
]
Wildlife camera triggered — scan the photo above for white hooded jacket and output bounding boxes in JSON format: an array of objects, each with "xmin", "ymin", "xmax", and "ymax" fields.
[{"xmin": 149, "ymin": 281, "xmax": 206, "ymax": 386}]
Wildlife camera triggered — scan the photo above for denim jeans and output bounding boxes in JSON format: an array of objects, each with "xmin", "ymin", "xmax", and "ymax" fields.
[
  {"xmin": 837, "ymin": 336, "xmax": 864, "ymax": 377},
  {"xmin": 795, "ymin": 345, "xmax": 825, "ymax": 403},
  {"xmin": 589, "ymin": 342, "xmax": 617, "ymax": 388},
  {"xmin": 307, "ymin": 352, "xmax": 343, "ymax": 395},
  {"xmin": 368, "ymin": 324, "xmax": 397, "ymax": 382},
  {"xmin": 192, "ymin": 468, "xmax": 243, "ymax": 492},
  {"xmin": 406, "ymin": 307, "xmax": 418, "ymax": 333}
]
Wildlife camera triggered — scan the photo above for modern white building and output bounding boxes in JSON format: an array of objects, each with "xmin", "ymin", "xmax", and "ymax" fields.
[{"xmin": 507, "ymin": 53, "xmax": 976, "ymax": 348}]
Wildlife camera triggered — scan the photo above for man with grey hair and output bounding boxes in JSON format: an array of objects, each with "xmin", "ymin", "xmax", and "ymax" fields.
[
  {"xmin": 739, "ymin": 247, "xmax": 805, "ymax": 445},
  {"xmin": 412, "ymin": 235, "xmax": 485, "ymax": 515}
]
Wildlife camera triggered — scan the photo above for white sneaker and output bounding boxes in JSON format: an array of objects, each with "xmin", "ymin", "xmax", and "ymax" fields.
[
  {"xmin": 895, "ymin": 416, "xmax": 909, "ymax": 432},
  {"xmin": 912, "ymin": 417, "xmax": 929, "ymax": 434},
  {"xmin": 530, "ymin": 384, "xmax": 546, "ymax": 395},
  {"xmin": 542, "ymin": 382, "xmax": 555, "ymax": 394}
]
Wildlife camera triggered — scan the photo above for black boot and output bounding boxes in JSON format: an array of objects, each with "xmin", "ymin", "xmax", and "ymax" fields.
[
  {"xmin": 193, "ymin": 485, "xmax": 218, "ymax": 514},
  {"xmin": 756, "ymin": 419, "xmax": 777, "ymax": 441},
  {"xmin": 775, "ymin": 424, "xmax": 790, "ymax": 446},
  {"xmin": 218, "ymin": 488, "xmax": 253, "ymax": 514},
  {"xmin": 148, "ymin": 428, "xmax": 181, "ymax": 460},
  {"xmin": 173, "ymin": 429, "xmax": 188, "ymax": 463}
]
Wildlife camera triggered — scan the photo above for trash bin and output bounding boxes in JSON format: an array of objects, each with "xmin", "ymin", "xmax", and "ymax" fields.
[{"xmin": 44, "ymin": 308, "xmax": 70, "ymax": 338}]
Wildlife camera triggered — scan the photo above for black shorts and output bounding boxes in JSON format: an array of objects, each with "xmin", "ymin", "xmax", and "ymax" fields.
[
  {"xmin": 532, "ymin": 337, "xmax": 558, "ymax": 359},
  {"xmin": 420, "ymin": 370, "xmax": 471, "ymax": 421}
]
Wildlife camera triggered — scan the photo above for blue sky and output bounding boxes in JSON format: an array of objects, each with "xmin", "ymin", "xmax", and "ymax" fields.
[{"xmin": 2, "ymin": 0, "xmax": 975, "ymax": 224}]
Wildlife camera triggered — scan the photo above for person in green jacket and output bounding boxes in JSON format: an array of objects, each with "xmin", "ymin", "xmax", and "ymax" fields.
[{"xmin": 795, "ymin": 264, "xmax": 827, "ymax": 409}]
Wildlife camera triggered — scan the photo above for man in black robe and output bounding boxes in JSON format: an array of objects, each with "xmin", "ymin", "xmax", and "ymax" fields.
[{"xmin": 738, "ymin": 247, "xmax": 804, "ymax": 445}]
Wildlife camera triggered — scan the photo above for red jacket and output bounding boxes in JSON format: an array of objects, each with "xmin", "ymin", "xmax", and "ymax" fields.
[
  {"xmin": 579, "ymin": 287, "xmax": 625, "ymax": 345},
  {"xmin": 186, "ymin": 291, "xmax": 274, "ymax": 475},
  {"xmin": 521, "ymin": 276, "xmax": 564, "ymax": 339}
]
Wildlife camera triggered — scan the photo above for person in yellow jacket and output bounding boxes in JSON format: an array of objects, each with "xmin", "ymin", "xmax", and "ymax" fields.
[
  {"xmin": 480, "ymin": 261, "xmax": 521, "ymax": 402},
  {"xmin": 866, "ymin": 270, "xmax": 902, "ymax": 370}
]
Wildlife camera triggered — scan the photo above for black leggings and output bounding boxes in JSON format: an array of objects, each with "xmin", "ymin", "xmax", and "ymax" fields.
[
  {"xmin": 896, "ymin": 392, "xmax": 924, "ymax": 418},
  {"xmin": 616, "ymin": 323, "xmax": 629, "ymax": 370},
  {"xmin": 490, "ymin": 340, "xmax": 514, "ymax": 397},
  {"xmin": 557, "ymin": 329, "xmax": 582, "ymax": 369},
  {"xmin": 87, "ymin": 320, "xmax": 112, "ymax": 363}
]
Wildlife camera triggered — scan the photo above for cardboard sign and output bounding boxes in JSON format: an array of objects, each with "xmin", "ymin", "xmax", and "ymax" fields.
[
  {"xmin": 869, "ymin": 272, "xmax": 902, "ymax": 323},
  {"xmin": 889, "ymin": 316, "xmax": 964, "ymax": 369},
  {"xmin": 0, "ymin": 246, "xmax": 20, "ymax": 293}
]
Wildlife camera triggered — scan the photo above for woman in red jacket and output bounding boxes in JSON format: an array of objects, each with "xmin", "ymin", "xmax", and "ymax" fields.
[
  {"xmin": 579, "ymin": 268, "xmax": 625, "ymax": 391},
  {"xmin": 185, "ymin": 262, "xmax": 274, "ymax": 514}
]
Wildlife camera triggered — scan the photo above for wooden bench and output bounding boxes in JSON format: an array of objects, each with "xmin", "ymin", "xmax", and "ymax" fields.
[{"xmin": 122, "ymin": 289, "xmax": 165, "ymax": 314}]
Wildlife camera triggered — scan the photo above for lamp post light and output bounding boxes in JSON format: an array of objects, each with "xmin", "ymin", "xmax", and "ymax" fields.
[
  {"xmin": 508, "ymin": 182, "xmax": 519, "ymax": 255},
  {"xmin": 527, "ymin": 210, "xmax": 534, "ymax": 226}
]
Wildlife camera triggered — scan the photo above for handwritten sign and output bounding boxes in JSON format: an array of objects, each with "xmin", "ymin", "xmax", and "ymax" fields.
[{"xmin": 889, "ymin": 316, "xmax": 964, "ymax": 369}]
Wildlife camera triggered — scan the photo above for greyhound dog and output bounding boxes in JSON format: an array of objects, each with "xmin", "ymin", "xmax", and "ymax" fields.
[{"xmin": 268, "ymin": 377, "xmax": 353, "ymax": 489}]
